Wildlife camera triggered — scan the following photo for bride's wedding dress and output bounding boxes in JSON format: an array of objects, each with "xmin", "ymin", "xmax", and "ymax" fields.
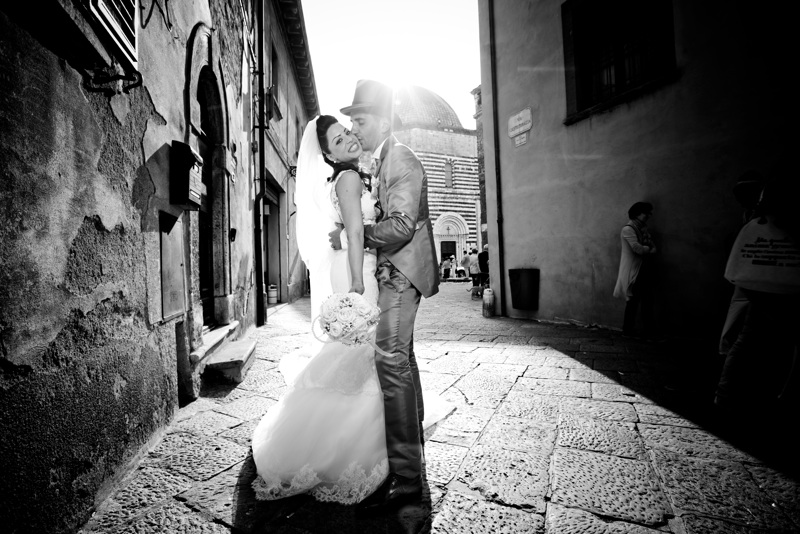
[{"xmin": 251, "ymin": 171, "xmax": 388, "ymax": 504}]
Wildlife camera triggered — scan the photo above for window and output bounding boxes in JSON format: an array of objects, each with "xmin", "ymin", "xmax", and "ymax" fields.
[
  {"xmin": 444, "ymin": 160, "xmax": 453, "ymax": 188},
  {"xmin": 85, "ymin": 0, "xmax": 139, "ymax": 69},
  {"xmin": 295, "ymin": 114, "xmax": 302, "ymax": 159},
  {"xmin": 561, "ymin": 0, "xmax": 676, "ymax": 124},
  {"xmin": 271, "ymin": 44, "xmax": 279, "ymax": 104},
  {"xmin": 269, "ymin": 44, "xmax": 282, "ymax": 121}
]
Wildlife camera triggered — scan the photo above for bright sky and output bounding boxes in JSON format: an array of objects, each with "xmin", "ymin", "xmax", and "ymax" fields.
[{"xmin": 302, "ymin": 0, "xmax": 481, "ymax": 129}]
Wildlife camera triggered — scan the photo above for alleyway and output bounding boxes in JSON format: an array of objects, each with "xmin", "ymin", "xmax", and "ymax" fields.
[{"xmin": 80, "ymin": 283, "xmax": 800, "ymax": 533}]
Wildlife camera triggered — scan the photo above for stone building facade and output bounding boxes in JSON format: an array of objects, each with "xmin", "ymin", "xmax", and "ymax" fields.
[
  {"xmin": 471, "ymin": 85, "xmax": 488, "ymax": 247},
  {"xmin": 393, "ymin": 85, "xmax": 481, "ymax": 268},
  {"xmin": 0, "ymin": 1, "xmax": 316, "ymax": 531},
  {"xmin": 477, "ymin": 0, "xmax": 793, "ymax": 337}
]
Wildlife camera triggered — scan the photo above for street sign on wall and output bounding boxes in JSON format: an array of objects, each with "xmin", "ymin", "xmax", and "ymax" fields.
[{"xmin": 508, "ymin": 108, "xmax": 532, "ymax": 138}]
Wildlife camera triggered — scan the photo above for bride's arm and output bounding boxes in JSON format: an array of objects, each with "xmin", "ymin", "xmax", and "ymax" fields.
[{"xmin": 335, "ymin": 171, "xmax": 365, "ymax": 294}]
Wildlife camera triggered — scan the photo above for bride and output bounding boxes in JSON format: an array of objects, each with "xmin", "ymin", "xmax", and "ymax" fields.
[{"xmin": 250, "ymin": 115, "xmax": 388, "ymax": 504}]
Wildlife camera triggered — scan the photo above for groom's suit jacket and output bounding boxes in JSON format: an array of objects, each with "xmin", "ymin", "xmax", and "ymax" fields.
[{"xmin": 364, "ymin": 135, "xmax": 440, "ymax": 298}]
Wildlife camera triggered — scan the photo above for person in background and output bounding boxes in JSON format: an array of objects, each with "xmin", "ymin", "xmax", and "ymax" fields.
[
  {"xmin": 478, "ymin": 244, "xmax": 489, "ymax": 287},
  {"xmin": 467, "ymin": 248, "xmax": 481, "ymax": 296},
  {"xmin": 718, "ymin": 171, "xmax": 765, "ymax": 358},
  {"xmin": 613, "ymin": 201, "xmax": 660, "ymax": 340},
  {"xmin": 715, "ymin": 171, "xmax": 800, "ymax": 416},
  {"xmin": 457, "ymin": 251, "xmax": 469, "ymax": 278},
  {"xmin": 441, "ymin": 257, "xmax": 451, "ymax": 280},
  {"xmin": 450, "ymin": 255, "xmax": 460, "ymax": 278}
]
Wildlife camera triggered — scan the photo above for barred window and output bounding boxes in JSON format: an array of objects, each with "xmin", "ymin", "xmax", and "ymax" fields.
[{"xmin": 561, "ymin": 0, "xmax": 676, "ymax": 124}]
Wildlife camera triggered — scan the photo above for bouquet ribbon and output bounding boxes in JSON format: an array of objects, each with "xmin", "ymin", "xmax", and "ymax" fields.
[{"xmin": 312, "ymin": 316, "xmax": 395, "ymax": 358}]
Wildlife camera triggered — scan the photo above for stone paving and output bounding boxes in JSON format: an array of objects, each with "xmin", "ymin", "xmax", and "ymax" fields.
[{"xmin": 80, "ymin": 283, "xmax": 800, "ymax": 533}]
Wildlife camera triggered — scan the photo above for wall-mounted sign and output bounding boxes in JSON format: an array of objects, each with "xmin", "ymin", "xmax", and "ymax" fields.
[
  {"xmin": 508, "ymin": 107, "xmax": 532, "ymax": 138},
  {"xmin": 514, "ymin": 132, "xmax": 528, "ymax": 147}
]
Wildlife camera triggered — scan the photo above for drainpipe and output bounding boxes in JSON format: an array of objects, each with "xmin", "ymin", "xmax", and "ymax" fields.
[
  {"xmin": 488, "ymin": 0, "xmax": 507, "ymax": 316},
  {"xmin": 253, "ymin": 0, "xmax": 267, "ymax": 325}
]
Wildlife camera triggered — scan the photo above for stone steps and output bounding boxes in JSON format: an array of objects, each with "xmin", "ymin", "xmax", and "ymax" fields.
[
  {"xmin": 204, "ymin": 339, "xmax": 257, "ymax": 384},
  {"xmin": 190, "ymin": 321, "xmax": 241, "ymax": 366}
]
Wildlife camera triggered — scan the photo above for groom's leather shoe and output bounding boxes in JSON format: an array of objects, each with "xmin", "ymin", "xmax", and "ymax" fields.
[{"xmin": 356, "ymin": 474, "xmax": 422, "ymax": 516}]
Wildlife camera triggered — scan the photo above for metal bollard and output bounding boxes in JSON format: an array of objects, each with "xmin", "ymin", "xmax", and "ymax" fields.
[{"xmin": 482, "ymin": 288, "xmax": 495, "ymax": 317}]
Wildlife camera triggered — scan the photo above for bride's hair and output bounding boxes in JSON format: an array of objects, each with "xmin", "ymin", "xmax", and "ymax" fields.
[
  {"xmin": 315, "ymin": 115, "xmax": 339, "ymax": 165},
  {"xmin": 314, "ymin": 115, "xmax": 375, "ymax": 197}
]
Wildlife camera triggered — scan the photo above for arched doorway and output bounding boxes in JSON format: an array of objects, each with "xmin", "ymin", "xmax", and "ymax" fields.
[
  {"xmin": 196, "ymin": 66, "xmax": 223, "ymax": 327},
  {"xmin": 433, "ymin": 212, "xmax": 470, "ymax": 264}
]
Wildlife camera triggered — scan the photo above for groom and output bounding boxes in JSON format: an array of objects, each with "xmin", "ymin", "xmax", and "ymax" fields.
[{"xmin": 330, "ymin": 79, "xmax": 439, "ymax": 512}]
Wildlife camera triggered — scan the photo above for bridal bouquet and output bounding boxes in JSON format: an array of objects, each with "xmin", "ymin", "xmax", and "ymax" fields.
[{"xmin": 316, "ymin": 293, "xmax": 381, "ymax": 346}]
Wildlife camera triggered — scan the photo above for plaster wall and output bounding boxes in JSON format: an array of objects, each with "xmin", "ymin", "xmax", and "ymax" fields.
[{"xmin": 478, "ymin": 0, "xmax": 793, "ymax": 337}]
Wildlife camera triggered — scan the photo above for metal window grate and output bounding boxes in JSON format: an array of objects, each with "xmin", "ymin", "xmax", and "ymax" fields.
[{"xmin": 562, "ymin": 0, "xmax": 676, "ymax": 122}]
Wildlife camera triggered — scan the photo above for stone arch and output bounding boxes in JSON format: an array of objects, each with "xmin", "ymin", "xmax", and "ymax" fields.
[
  {"xmin": 185, "ymin": 22, "xmax": 233, "ymax": 331},
  {"xmin": 185, "ymin": 24, "xmax": 230, "ymax": 145},
  {"xmin": 433, "ymin": 212, "xmax": 470, "ymax": 264}
]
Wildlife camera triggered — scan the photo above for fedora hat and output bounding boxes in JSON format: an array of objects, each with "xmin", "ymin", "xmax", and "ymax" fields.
[{"xmin": 340, "ymin": 79, "xmax": 403, "ymax": 127}]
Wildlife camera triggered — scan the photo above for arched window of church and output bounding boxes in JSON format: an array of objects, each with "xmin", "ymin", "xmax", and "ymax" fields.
[{"xmin": 444, "ymin": 160, "xmax": 453, "ymax": 188}]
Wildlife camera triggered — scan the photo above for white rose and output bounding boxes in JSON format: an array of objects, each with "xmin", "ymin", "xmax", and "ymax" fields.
[
  {"xmin": 337, "ymin": 307, "xmax": 358, "ymax": 324},
  {"xmin": 355, "ymin": 298, "xmax": 374, "ymax": 316},
  {"xmin": 321, "ymin": 311, "xmax": 336, "ymax": 325},
  {"xmin": 327, "ymin": 322, "xmax": 343, "ymax": 338},
  {"xmin": 320, "ymin": 298, "xmax": 332, "ymax": 313}
]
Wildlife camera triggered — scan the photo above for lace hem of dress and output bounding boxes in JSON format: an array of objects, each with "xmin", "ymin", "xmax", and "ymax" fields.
[{"xmin": 252, "ymin": 459, "xmax": 388, "ymax": 505}]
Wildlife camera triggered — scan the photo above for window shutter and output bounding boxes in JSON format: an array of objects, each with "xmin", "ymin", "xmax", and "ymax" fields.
[{"xmin": 85, "ymin": 0, "xmax": 139, "ymax": 69}]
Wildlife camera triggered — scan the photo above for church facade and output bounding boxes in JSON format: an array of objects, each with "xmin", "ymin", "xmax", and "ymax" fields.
[{"xmin": 392, "ymin": 86, "xmax": 481, "ymax": 268}]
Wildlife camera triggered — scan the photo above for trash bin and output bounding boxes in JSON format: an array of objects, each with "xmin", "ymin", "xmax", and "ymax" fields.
[
  {"xmin": 509, "ymin": 268, "xmax": 539, "ymax": 310},
  {"xmin": 267, "ymin": 284, "xmax": 278, "ymax": 304}
]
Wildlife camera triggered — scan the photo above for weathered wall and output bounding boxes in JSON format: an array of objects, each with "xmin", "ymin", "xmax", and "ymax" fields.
[
  {"xmin": 0, "ymin": 10, "xmax": 177, "ymax": 532},
  {"xmin": 478, "ymin": 0, "xmax": 794, "ymax": 338},
  {"xmin": 0, "ymin": 0, "xmax": 260, "ymax": 530}
]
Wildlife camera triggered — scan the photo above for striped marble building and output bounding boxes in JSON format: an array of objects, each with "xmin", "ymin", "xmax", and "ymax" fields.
[{"xmin": 392, "ymin": 85, "xmax": 481, "ymax": 267}]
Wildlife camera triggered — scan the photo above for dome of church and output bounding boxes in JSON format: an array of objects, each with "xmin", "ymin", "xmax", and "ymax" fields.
[{"xmin": 394, "ymin": 85, "xmax": 464, "ymax": 131}]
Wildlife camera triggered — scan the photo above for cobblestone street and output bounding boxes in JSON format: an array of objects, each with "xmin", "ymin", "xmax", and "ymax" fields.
[{"xmin": 80, "ymin": 283, "xmax": 800, "ymax": 533}]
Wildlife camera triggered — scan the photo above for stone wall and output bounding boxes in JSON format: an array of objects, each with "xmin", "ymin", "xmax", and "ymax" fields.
[
  {"xmin": 422, "ymin": 152, "xmax": 481, "ymax": 245},
  {"xmin": 0, "ymin": 10, "xmax": 179, "ymax": 531},
  {"xmin": 0, "ymin": 0, "xmax": 266, "ymax": 530},
  {"xmin": 472, "ymin": 86, "xmax": 488, "ymax": 245},
  {"xmin": 396, "ymin": 128, "xmax": 477, "ymax": 158},
  {"xmin": 396, "ymin": 126, "xmax": 481, "ymax": 259}
]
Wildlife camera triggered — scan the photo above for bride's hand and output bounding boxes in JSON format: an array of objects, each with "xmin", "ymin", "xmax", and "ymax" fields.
[{"xmin": 349, "ymin": 282, "xmax": 365, "ymax": 295}]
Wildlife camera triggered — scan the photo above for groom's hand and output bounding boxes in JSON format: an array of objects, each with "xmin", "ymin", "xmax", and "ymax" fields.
[{"xmin": 329, "ymin": 223, "xmax": 344, "ymax": 250}]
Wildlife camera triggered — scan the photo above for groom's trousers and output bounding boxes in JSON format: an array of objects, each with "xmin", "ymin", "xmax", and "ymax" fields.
[{"xmin": 375, "ymin": 259, "xmax": 425, "ymax": 480}]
